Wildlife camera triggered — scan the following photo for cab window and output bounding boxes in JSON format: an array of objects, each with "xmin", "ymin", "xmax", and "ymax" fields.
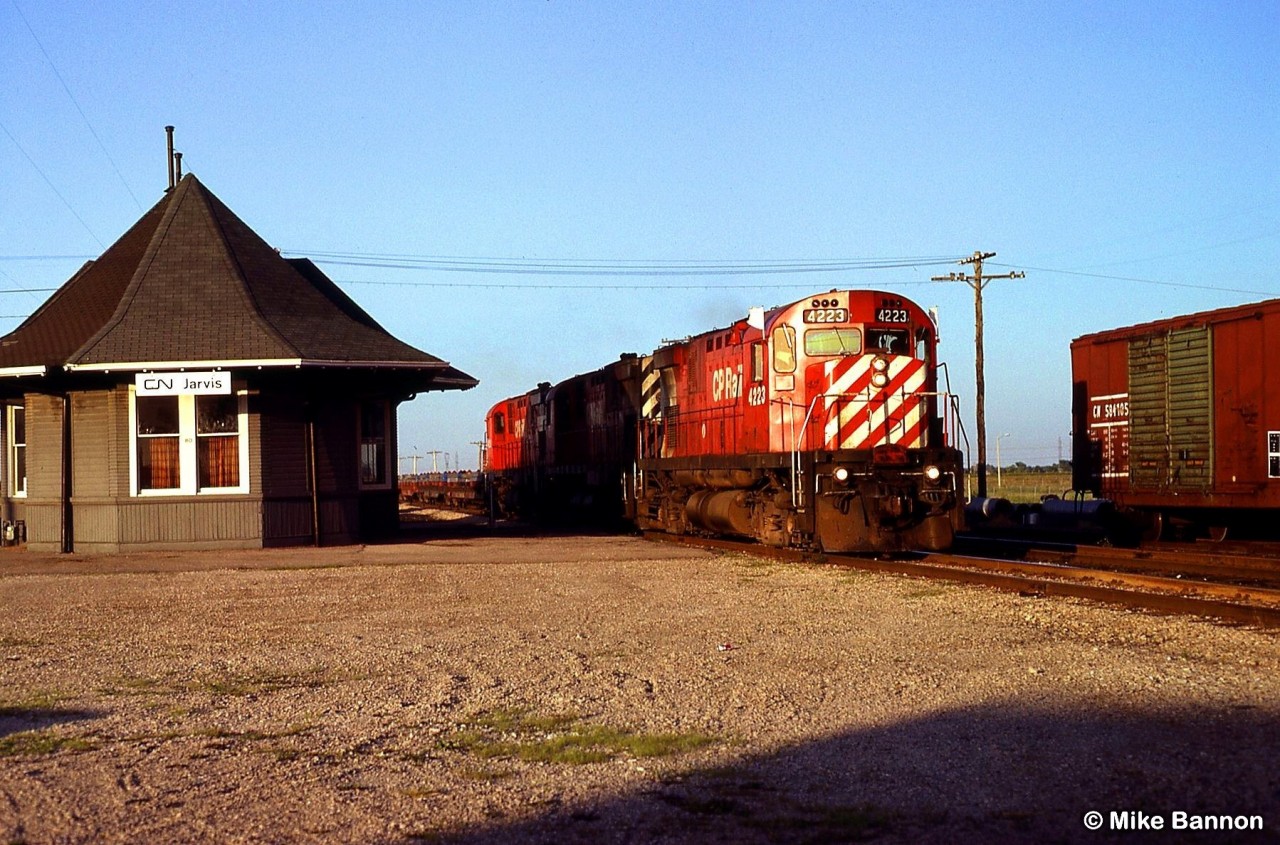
[
  {"xmin": 772, "ymin": 325, "xmax": 797, "ymax": 373},
  {"xmin": 804, "ymin": 328, "xmax": 862, "ymax": 357},
  {"xmin": 866, "ymin": 328, "xmax": 909, "ymax": 355},
  {"xmin": 750, "ymin": 342, "xmax": 765, "ymax": 382}
]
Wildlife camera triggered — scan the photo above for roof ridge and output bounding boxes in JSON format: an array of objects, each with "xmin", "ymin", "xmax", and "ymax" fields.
[
  {"xmin": 193, "ymin": 176, "xmax": 302, "ymax": 358},
  {"xmin": 66, "ymin": 179, "xmax": 188, "ymax": 365}
]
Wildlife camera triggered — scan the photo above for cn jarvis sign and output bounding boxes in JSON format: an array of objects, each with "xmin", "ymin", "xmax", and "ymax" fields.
[{"xmin": 135, "ymin": 371, "xmax": 231, "ymax": 396}]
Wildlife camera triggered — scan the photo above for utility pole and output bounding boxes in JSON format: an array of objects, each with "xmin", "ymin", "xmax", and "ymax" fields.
[
  {"xmin": 425, "ymin": 449, "xmax": 443, "ymax": 473},
  {"xmin": 933, "ymin": 251, "xmax": 1025, "ymax": 499}
]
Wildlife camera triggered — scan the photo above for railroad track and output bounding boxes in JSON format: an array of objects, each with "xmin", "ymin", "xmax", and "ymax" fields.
[
  {"xmin": 954, "ymin": 534, "xmax": 1280, "ymax": 589},
  {"xmin": 645, "ymin": 532, "xmax": 1280, "ymax": 628}
]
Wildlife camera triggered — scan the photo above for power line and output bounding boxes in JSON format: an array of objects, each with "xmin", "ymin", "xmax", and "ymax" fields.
[
  {"xmin": 11, "ymin": 0, "xmax": 143, "ymax": 211},
  {"xmin": 0, "ymin": 120, "xmax": 105, "ymax": 249},
  {"xmin": 286, "ymin": 250, "xmax": 963, "ymax": 276},
  {"xmin": 989, "ymin": 263, "xmax": 1275, "ymax": 296},
  {"xmin": 333, "ymin": 278, "xmax": 942, "ymax": 290},
  {"xmin": 0, "ymin": 255, "xmax": 96, "ymax": 261}
]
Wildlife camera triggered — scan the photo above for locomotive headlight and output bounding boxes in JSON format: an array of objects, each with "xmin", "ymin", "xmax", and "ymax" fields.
[
  {"xmin": 923, "ymin": 464, "xmax": 942, "ymax": 482},
  {"xmin": 871, "ymin": 356, "xmax": 889, "ymax": 372},
  {"xmin": 833, "ymin": 467, "xmax": 850, "ymax": 483},
  {"xmin": 870, "ymin": 371, "xmax": 890, "ymax": 388}
]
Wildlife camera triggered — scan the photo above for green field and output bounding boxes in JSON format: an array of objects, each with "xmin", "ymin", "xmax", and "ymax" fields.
[{"xmin": 972, "ymin": 470, "xmax": 1075, "ymax": 504}]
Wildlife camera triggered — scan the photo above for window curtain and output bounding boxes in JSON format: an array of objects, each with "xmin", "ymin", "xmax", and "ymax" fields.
[
  {"xmin": 199, "ymin": 435, "xmax": 239, "ymax": 488},
  {"xmin": 140, "ymin": 438, "xmax": 181, "ymax": 489}
]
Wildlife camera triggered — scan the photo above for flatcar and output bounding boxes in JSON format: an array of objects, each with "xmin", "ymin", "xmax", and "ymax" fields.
[
  {"xmin": 1071, "ymin": 296, "xmax": 1280, "ymax": 540},
  {"xmin": 484, "ymin": 289, "xmax": 965, "ymax": 553}
]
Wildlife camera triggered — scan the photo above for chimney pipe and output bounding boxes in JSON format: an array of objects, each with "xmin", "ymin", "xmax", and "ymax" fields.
[
  {"xmin": 174, "ymin": 151, "xmax": 183, "ymax": 183},
  {"xmin": 165, "ymin": 125, "xmax": 175, "ymax": 190}
]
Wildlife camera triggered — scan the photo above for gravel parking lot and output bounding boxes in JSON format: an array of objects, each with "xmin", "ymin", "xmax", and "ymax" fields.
[{"xmin": 1, "ymin": 522, "xmax": 1277, "ymax": 843}]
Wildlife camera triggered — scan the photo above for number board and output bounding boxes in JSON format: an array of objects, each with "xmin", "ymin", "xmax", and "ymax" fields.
[
  {"xmin": 802, "ymin": 292, "xmax": 849, "ymax": 324},
  {"xmin": 874, "ymin": 306, "xmax": 910, "ymax": 323},
  {"xmin": 802, "ymin": 307, "xmax": 848, "ymax": 324}
]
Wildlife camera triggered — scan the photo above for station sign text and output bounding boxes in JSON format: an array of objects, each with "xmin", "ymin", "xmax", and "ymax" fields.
[{"xmin": 135, "ymin": 371, "xmax": 231, "ymax": 396}]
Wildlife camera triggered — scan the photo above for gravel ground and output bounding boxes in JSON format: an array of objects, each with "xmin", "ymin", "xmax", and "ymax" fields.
[{"xmin": 1, "ymin": 521, "xmax": 1277, "ymax": 844}]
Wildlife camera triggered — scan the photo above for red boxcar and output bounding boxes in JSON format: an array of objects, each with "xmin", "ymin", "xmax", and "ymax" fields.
[
  {"xmin": 1072, "ymin": 297, "xmax": 1280, "ymax": 539},
  {"xmin": 485, "ymin": 289, "xmax": 965, "ymax": 552}
]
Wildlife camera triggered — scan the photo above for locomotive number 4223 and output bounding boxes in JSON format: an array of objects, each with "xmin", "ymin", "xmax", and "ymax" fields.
[
  {"xmin": 875, "ymin": 307, "xmax": 910, "ymax": 323},
  {"xmin": 802, "ymin": 307, "xmax": 848, "ymax": 324}
]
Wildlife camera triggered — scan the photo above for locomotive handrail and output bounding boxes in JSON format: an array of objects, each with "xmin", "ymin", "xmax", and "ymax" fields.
[
  {"xmin": 789, "ymin": 388, "xmax": 963, "ymax": 511},
  {"xmin": 935, "ymin": 361, "xmax": 972, "ymax": 496}
]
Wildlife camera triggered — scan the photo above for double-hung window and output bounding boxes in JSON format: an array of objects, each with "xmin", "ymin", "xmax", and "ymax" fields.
[
  {"xmin": 7, "ymin": 405, "xmax": 25, "ymax": 497},
  {"xmin": 359, "ymin": 401, "xmax": 391, "ymax": 488},
  {"xmin": 132, "ymin": 391, "xmax": 248, "ymax": 495}
]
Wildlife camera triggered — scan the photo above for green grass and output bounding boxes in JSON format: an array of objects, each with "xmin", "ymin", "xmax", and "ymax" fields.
[
  {"xmin": 0, "ymin": 730, "xmax": 95, "ymax": 757},
  {"xmin": 986, "ymin": 470, "xmax": 1074, "ymax": 504},
  {"xmin": 438, "ymin": 707, "xmax": 717, "ymax": 766},
  {"xmin": 101, "ymin": 669, "xmax": 334, "ymax": 700},
  {"xmin": 0, "ymin": 691, "xmax": 71, "ymax": 715}
]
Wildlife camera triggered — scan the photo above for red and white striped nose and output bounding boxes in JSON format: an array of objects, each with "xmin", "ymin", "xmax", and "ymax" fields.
[{"xmin": 821, "ymin": 355, "xmax": 927, "ymax": 449}]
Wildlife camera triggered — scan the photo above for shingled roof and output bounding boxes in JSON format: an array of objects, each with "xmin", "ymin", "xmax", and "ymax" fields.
[{"xmin": 0, "ymin": 174, "xmax": 476, "ymax": 391}]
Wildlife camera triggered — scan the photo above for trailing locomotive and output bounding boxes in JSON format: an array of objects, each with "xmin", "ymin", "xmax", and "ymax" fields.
[{"xmin": 484, "ymin": 289, "xmax": 965, "ymax": 552}]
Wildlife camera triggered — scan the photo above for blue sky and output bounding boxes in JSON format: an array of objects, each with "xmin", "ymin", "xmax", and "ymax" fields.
[{"xmin": 3, "ymin": 1, "xmax": 1277, "ymax": 471}]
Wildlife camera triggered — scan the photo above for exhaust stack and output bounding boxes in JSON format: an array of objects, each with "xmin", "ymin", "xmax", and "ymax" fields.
[{"xmin": 165, "ymin": 125, "xmax": 176, "ymax": 190}]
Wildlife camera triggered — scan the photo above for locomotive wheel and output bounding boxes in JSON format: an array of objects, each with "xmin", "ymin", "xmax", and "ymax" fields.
[{"xmin": 1205, "ymin": 524, "xmax": 1229, "ymax": 543}]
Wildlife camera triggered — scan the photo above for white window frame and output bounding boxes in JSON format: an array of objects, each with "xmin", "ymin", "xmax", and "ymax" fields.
[
  {"xmin": 358, "ymin": 400, "xmax": 393, "ymax": 490},
  {"xmin": 128, "ymin": 387, "xmax": 250, "ymax": 496},
  {"xmin": 7, "ymin": 404, "xmax": 25, "ymax": 498}
]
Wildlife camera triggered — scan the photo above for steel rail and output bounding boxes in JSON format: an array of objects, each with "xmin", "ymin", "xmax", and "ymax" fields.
[
  {"xmin": 955, "ymin": 534, "xmax": 1280, "ymax": 586},
  {"xmin": 645, "ymin": 532, "xmax": 1280, "ymax": 628}
]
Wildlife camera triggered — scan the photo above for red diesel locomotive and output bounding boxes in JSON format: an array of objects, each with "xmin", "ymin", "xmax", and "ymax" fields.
[{"xmin": 484, "ymin": 289, "xmax": 965, "ymax": 552}]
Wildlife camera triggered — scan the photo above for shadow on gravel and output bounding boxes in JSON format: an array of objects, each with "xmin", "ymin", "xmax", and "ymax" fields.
[
  {"xmin": 0, "ymin": 706, "xmax": 105, "ymax": 741},
  {"xmin": 413, "ymin": 700, "xmax": 1280, "ymax": 844}
]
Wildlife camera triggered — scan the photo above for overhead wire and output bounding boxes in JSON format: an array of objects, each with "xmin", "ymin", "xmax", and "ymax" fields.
[
  {"xmin": 11, "ymin": 0, "xmax": 143, "ymax": 211},
  {"xmin": 283, "ymin": 250, "xmax": 964, "ymax": 285},
  {"xmin": 987, "ymin": 263, "xmax": 1276, "ymax": 297},
  {"xmin": 0, "ymin": 120, "xmax": 105, "ymax": 249}
]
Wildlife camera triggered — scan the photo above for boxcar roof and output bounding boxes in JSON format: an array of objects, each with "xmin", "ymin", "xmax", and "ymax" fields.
[{"xmin": 1072, "ymin": 297, "xmax": 1280, "ymax": 346}]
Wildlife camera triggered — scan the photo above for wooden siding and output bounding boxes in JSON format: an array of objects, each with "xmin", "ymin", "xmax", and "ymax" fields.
[
  {"xmin": 24, "ymin": 393, "xmax": 65, "ymax": 549},
  {"xmin": 19, "ymin": 384, "xmax": 403, "ymax": 551},
  {"xmin": 263, "ymin": 497, "xmax": 358, "ymax": 546},
  {"xmin": 259, "ymin": 393, "xmax": 310, "ymax": 498},
  {"xmin": 259, "ymin": 394, "xmax": 385, "ymax": 545},
  {"xmin": 71, "ymin": 391, "xmax": 115, "ymax": 498}
]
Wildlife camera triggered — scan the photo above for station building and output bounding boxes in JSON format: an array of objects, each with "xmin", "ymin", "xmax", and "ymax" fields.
[{"xmin": 0, "ymin": 173, "xmax": 477, "ymax": 552}]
